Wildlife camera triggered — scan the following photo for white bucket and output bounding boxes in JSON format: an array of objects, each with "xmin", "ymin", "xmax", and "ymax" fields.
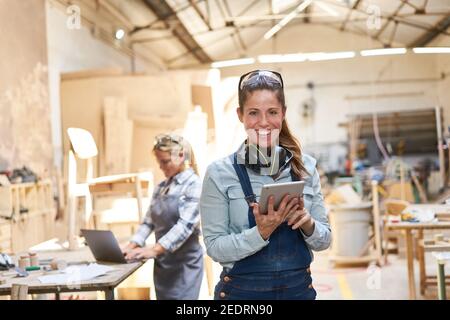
[{"xmin": 329, "ymin": 202, "xmax": 373, "ymax": 257}]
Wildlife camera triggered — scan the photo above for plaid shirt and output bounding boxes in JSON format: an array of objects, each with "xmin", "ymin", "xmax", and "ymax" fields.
[{"xmin": 131, "ymin": 168, "xmax": 202, "ymax": 252}]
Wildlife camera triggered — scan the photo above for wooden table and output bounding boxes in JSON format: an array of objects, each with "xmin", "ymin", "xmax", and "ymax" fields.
[
  {"xmin": 385, "ymin": 204, "xmax": 450, "ymax": 300},
  {"xmin": 0, "ymin": 243, "xmax": 144, "ymax": 300}
]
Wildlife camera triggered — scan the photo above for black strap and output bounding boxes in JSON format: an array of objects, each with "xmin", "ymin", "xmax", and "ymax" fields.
[
  {"xmin": 290, "ymin": 172, "xmax": 299, "ymax": 181},
  {"xmin": 231, "ymin": 153, "xmax": 256, "ymax": 206},
  {"xmin": 231, "ymin": 152, "xmax": 300, "ymax": 206}
]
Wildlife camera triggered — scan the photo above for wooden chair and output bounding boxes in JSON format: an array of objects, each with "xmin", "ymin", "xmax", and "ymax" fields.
[
  {"xmin": 67, "ymin": 128, "xmax": 98, "ymax": 249},
  {"xmin": 66, "ymin": 128, "xmax": 151, "ymax": 250}
]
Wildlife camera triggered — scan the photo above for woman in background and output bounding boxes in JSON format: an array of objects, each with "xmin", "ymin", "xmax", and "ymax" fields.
[{"xmin": 123, "ymin": 134, "xmax": 203, "ymax": 300}]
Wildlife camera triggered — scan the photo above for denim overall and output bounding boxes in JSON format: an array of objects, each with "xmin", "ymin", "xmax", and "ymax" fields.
[{"xmin": 213, "ymin": 153, "xmax": 316, "ymax": 300}]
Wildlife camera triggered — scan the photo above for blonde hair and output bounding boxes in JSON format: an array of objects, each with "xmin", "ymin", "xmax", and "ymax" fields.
[{"xmin": 153, "ymin": 135, "xmax": 199, "ymax": 176}]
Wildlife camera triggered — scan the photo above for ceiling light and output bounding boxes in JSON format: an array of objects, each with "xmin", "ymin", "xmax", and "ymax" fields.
[
  {"xmin": 264, "ymin": 0, "xmax": 313, "ymax": 40},
  {"xmin": 306, "ymin": 51, "xmax": 355, "ymax": 61},
  {"xmin": 360, "ymin": 48, "xmax": 407, "ymax": 56},
  {"xmin": 258, "ymin": 54, "xmax": 308, "ymax": 63},
  {"xmin": 314, "ymin": 1, "xmax": 339, "ymax": 16},
  {"xmin": 413, "ymin": 47, "xmax": 450, "ymax": 54},
  {"xmin": 271, "ymin": 0, "xmax": 298, "ymax": 14},
  {"xmin": 115, "ymin": 29, "xmax": 125, "ymax": 40},
  {"xmin": 211, "ymin": 58, "xmax": 255, "ymax": 68}
]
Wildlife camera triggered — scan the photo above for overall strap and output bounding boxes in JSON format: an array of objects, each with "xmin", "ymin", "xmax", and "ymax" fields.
[{"xmin": 230, "ymin": 153, "xmax": 256, "ymax": 207}]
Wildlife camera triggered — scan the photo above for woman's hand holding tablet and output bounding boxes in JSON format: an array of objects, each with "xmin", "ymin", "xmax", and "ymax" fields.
[{"xmin": 258, "ymin": 181, "xmax": 305, "ymax": 214}]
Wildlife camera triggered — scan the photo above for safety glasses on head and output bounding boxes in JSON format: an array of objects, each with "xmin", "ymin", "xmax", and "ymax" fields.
[
  {"xmin": 154, "ymin": 134, "xmax": 184, "ymax": 148},
  {"xmin": 238, "ymin": 70, "xmax": 284, "ymax": 91}
]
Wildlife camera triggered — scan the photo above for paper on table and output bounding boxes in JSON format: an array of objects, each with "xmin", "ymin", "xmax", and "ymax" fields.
[
  {"xmin": 404, "ymin": 208, "xmax": 436, "ymax": 222},
  {"xmin": 432, "ymin": 252, "xmax": 450, "ymax": 261},
  {"xmin": 38, "ymin": 263, "xmax": 114, "ymax": 284}
]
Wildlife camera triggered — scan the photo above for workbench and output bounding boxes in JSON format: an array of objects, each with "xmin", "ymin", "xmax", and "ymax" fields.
[
  {"xmin": 0, "ymin": 240, "xmax": 145, "ymax": 300},
  {"xmin": 385, "ymin": 204, "xmax": 450, "ymax": 300}
]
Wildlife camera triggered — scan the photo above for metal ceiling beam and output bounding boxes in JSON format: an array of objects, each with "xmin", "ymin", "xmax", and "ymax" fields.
[
  {"xmin": 409, "ymin": 15, "xmax": 450, "ymax": 47},
  {"xmin": 51, "ymin": 0, "xmax": 167, "ymax": 70},
  {"xmin": 340, "ymin": 0, "xmax": 361, "ymax": 31},
  {"xmin": 189, "ymin": 0, "xmax": 212, "ymax": 30},
  {"xmin": 142, "ymin": 0, "xmax": 212, "ymax": 63},
  {"xmin": 401, "ymin": 0, "xmax": 421, "ymax": 12},
  {"xmin": 222, "ymin": 0, "xmax": 247, "ymax": 51},
  {"xmin": 374, "ymin": 1, "xmax": 407, "ymax": 39},
  {"xmin": 97, "ymin": 0, "xmax": 134, "ymax": 30},
  {"xmin": 323, "ymin": 0, "xmax": 449, "ymax": 45}
]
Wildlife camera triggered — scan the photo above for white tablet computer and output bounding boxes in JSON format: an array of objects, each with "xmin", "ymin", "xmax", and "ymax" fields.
[{"xmin": 259, "ymin": 181, "xmax": 305, "ymax": 214}]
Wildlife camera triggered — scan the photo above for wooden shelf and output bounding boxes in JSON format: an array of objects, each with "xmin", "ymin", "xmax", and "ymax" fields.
[
  {"xmin": 342, "ymin": 108, "xmax": 441, "ymax": 157},
  {"xmin": 0, "ymin": 180, "xmax": 56, "ymax": 253}
]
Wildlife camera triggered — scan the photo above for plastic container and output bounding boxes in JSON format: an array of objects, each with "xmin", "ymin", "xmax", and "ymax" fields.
[
  {"xmin": 18, "ymin": 255, "xmax": 31, "ymax": 269},
  {"xmin": 29, "ymin": 252, "xmax": 38, "ymax": 266},
  {"xmin": 329, "ymin": 202, "xmax": 373, "ymax": 257}
]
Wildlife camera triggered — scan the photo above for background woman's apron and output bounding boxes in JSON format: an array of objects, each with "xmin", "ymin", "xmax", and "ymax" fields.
[{"xmin": 151, "ymin": 189, "xmax": 203, "ymax": 300}]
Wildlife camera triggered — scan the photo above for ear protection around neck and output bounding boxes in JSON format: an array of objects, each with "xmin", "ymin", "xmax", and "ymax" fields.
[{"xmin": 245, "ymin": 144, "xmax": 287, "ymax": 176}]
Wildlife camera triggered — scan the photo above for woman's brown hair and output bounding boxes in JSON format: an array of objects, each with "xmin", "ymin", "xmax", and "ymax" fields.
[{"xmin": 238, "ymin": 72, "xmax": 308, "ymax": 179}]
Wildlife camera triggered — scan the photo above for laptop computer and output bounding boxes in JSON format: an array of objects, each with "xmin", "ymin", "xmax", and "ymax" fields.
[{"xmin": 81, "ymin": 229, "xmax": 140, "ymax": 264}]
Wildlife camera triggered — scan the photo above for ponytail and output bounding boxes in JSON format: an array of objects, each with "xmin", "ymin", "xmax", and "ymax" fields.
[{"xmin": 279, "ymin": 119, "xmax": 308, "ymax": 179}]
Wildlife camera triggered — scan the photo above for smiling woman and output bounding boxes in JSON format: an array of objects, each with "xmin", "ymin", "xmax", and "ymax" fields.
[{"xmin": 200, "ymin": 70, "xmax": 332, "ymax": 300}]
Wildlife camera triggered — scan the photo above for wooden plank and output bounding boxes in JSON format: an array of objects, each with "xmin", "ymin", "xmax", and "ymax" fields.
[
  {"xmin": 6, "ymin": 181, "xmax": 56, "ymax": 253},
  {"xmin": 192, "ymin": 85, "xmax": 215, "ymax": 130},
  {"xmin": 328, "ymin": 255, "xmax": 380, "ymax": 263},
  {"xmin": 103, "ymin": 97, "xmax": 133, "ymax": 175},
  {"xmin": 387, "ymin": 222, "xmax": 450, "ymax": 230},
  {"xmin": 417, "ymin": 229, "xmax": 426, "ymax": 295},
  {"xmin": 436, "ymin": 106, "xmax": 446, "ymax": 190},
  {"xmin": 61, "ymin": 68, "xmax": 124, "ymax": 81},
  {"xmin": 134, "ymin": 176, "xmax": 144, "ymax": 221},
  {"xmin": 405, "ymin": 229, "xmax": 416, "ymax": 300},
  {"xmin": 88, "ymin": 173, "xmax": 151, "ymax": 184},
  {"xmin": 0, "ymin": 186, "xmax": 13, "ymax": 219},
  {"xmin": 131, "ymin": 115, "xmax": 184, "ymax": 128},
  {"xmin": 0, "ymin": 223, "xmax": 10, "ymax": 239},
  {"xmin": 371, "ymin": 181, "xmax": 383, "ymax": 265},
  {"xmin": 11, "ymin": 284, "xmax": 28, "ymax": 300},
  {"xmin": 386, "ymin": 182, "xmax": 415, "ymax": 203},
  {"xmin": 88, "ymin": 181, "xmax": 148, "ymax": 194},
  {"xmin": 411, "ymin": 175, "xmax": 428, "ymax": 203},
  {"xmin": 0, "ymin": 240, "xmax": 11, "ymax": 253}
]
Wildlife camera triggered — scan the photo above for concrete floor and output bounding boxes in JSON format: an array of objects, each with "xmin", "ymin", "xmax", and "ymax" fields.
[{"xmin": 198, "ymin": 249, "xmax": 450, "ymax": 300}]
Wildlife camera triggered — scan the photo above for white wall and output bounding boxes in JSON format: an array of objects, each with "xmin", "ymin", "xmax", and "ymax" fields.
[
  {"xmin": 45, "ymin": 0, "xmax": 157, "ymax": 169},
  {"xmin": 431, "ymin": 35, "xmax": 450, "ymax": 133},
  {"xmin": 217, "ymin": 25, "xmax": 444, "ymax": 153},
  {"xmin": 0, "ymin": 0, "xmax": 53, "ymax": 176}
]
